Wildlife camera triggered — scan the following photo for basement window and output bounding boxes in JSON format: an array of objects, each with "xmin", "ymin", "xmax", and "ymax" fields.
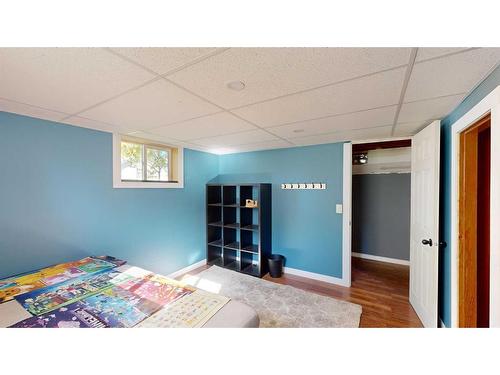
[{"xmin": 113, "ymin": 134, "xmax": 184, "ymax": 189}]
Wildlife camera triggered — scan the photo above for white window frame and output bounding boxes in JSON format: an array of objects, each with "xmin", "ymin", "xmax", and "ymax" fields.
[{"xmin": 113, "ymin": 133, "xmax": 184, "ymax": 189}]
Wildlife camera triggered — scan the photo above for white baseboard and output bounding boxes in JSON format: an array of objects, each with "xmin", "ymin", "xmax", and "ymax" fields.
[
  {"xmin": 168, "ymin": 259, "xmax": 207, "ymax": 279},
  {"xmin": 352, "ymin": 252, "xmax": 410, "ymax": 266},
  {"xmin": 284, "ymin": 266, "xmax": 350, "ymax": 287},
  {"xmin": 169, "ymin": 259, "xmax": 350, "ymax": 288}
]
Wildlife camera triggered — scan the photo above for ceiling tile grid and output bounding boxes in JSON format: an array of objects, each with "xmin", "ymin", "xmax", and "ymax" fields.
[
  {"xmin": 168, "ymin": 47, "xmax": 412, "ymax": 109},
  {"xmin": 414, "ymin": 47, "xmax": 471, "ymax": 62},
  {"xmin": 404, "ymin": 48, "xmax": 500, "ymax": 102},
  {"xmin": 63, "ymin": 116, "xmax": 120, "ymax": 133},
  {"xmin": 78, "ymin": 79, "xmax": 221, "ymax": 131},
  {"xmin": 149, "ymin": 111, "xmax": 256, "ymax": 141},
  {"xmin": 1, "ymin": 47, "xmax": 499, "ymax": 154},
  {"xmin": 109, "ymin": 47, "xmax": 221, "ymax": 75},
  {"xmin": 290, "ymin": 125, "xmax": 393, "ymax": 146},
  {"xmin": 398, "ymin": 93, "xmax": 466, "ymax": 124},
  {"xmin": 232, "ymin": 67, "xmax": 406, "ymax": 127},
  {"xmin": 0, "ymin": 97, "xmax": 69, "ymax": 123},
  {"xmin": 393, "ymin": 121, "xmax": 431, "ymax": 137},
  {"xmin": 217, "ymin": 139, "xmax": 291, "ymax": 155},
  {"xmin": 265, "ymin": 105, "xmax": 397, "ymax": 139},
  {"xmin": 192, "ymin": 129, "xmax": 280, "ymax": 148},
  {"xmin": 0, "ymin": 48, "xmax": 155, "ymax": 115}
]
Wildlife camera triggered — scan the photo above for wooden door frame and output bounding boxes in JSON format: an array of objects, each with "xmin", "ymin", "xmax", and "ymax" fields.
[
  {"xmin": 451, "ymin": 85, "xmax": 500, "ymax": 327},
  {"xmin": 458, "ymin": 114, "xmax": 491, "ymax": 327}
]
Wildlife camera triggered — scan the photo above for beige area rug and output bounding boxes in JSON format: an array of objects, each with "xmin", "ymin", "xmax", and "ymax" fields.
[{"xmin": 184, "ymin": 266, "xmax": 362, "ymax": 328}]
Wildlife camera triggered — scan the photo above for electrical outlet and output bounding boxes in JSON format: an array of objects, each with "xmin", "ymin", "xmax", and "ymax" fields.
[{"xmin": 336, "ymin": 204, "xmax": 343, "ymax": 214}]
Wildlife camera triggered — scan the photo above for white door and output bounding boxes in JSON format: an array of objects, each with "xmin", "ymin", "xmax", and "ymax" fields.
[{"xmin": 410, "ymin": 120, "xmax": 441, "ymax": 328}]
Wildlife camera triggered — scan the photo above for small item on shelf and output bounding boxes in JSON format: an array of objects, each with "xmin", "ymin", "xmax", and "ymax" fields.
[{"xmin": 245, "ymin": 199, "xmax": 258, "ymax": 208}]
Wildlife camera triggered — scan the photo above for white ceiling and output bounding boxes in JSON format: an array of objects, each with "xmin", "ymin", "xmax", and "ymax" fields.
[{"xmin": 1, "ymin": 47, "xmax": 499, "ymax": 154}]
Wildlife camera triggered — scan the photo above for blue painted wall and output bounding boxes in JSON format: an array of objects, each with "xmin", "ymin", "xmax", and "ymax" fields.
[
  {"xmin": 0, "ymin": 112, "xmax": 219, "ymax": 279},
  {"xmin": 216, "ymin": 143, "xmax": 345, "ymax": 278},
  {"xmin": 439, "ymin": 65, "xmax": 500, "ymax": 327}
]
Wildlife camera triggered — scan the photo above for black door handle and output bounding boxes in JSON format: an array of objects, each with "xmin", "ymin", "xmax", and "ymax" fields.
[{"xmin": 422, "ymin": 239, "xmax": 433, "ymax": 246}]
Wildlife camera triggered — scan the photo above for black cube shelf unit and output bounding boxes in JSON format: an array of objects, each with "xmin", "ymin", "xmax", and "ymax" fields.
[{"xmin": 206, "ymin": 183, "xmax": 272, "ymax": 278}]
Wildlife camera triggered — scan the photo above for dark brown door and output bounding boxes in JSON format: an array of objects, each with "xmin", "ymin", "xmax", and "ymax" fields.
[{"xmin": 459, "ymin": 113, "xmax": 491, "ymax": 328}]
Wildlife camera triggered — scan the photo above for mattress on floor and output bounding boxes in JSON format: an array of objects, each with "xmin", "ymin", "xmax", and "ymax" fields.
[{"xmin": 0, "ymin": 264, "xmax": 259, "ymax": 328}]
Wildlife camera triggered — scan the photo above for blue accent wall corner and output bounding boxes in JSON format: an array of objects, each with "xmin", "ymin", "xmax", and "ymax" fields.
[{"xmin": 0, "ymin": 111, "xmax": 219, "ymax": 278}]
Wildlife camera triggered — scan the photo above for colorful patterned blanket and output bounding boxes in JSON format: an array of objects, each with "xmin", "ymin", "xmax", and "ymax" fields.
[
  {"xmin": 2, "ymin": 257, "xmax": 229, "ymax": 328},
  {"xmin": 0, "ymin": 256, "xmax": 124, "ymax": 303}
]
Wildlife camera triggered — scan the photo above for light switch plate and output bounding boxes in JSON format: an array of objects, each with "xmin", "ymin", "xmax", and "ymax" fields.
[{"xmin": 336, "ymin": 204, "xmax": 343, "ymax": 214}]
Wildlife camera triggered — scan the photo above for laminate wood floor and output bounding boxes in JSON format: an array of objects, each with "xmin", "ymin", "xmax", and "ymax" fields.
[{"xmin": 178, "ymin": 257, "xmax": 422, "ymax": 328}]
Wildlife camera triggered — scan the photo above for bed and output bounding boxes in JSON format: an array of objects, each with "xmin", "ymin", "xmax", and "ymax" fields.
[{"xmin": 0, "ymin": 258, "xmax": 259, "ymax": 328}]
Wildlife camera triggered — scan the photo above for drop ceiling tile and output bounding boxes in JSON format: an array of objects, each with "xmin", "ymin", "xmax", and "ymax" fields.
[
  {"xmin": 192, "ymin": 129, "xmax": 279, "ymax": 148},
  {"xmin": 124, "ymin": 131, "xmax": 209, "ymax": 150},
  {"xmin": 398, "ymin": 94, "xmax": 465, "ymax": 123},
  {"xmin": 110, "ymin": 48, "xmax": 220, "ymax": 75},
  {"xmin": 393, "ymin": 121, "xmax": 431, "ymax": 137},
  {"xmin": 405, "ymin": 48, "xmax": 500, "ymax": 102},
  {"xmin": 169, "ymin": 48, "xmax": 411, "ymax": 108},
  {"xmin": 290, "ymin": 126, "xmax": 393, "ymax": 146},
  {"xmin": 149, "ymin": 112, "xmax": 256, "ymax": 141},
  {"xmin": 0, "ymin": 98, "xmax": 69, "ymax": 122},
  {"xmin": 233, "ymin": 68, "xmax": 405, "ymax": 127},
  {"xmin": 415, "ymin": 48, "xmax": 470, "ymax": 62},
  {"xmin": 63, "ymin": 116, "xmax": 118, "ymax": 133},
  {"xmin": 0, "ymin": 48, "xmax": 155, "ymax": 114},
  {"xmin": 222, "ymin": 140, "xmax": 291, "ymax": 154},
  {"xmin": 79, "ymin": 79, "xmax": 220, "ymax": 131},
  {"xmin": 267, "ymin": 105, "xmax": 397, "ymax": 138}
]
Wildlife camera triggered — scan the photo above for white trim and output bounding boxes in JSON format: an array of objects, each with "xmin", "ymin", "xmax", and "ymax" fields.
[
  {"xmin": 450, "ymin": 85, "xmax": 500, "ymax": 328},
  {"xmin": 439, "ymin": 318, "xmax": 447, "ymax": 328},
  {"xmin": 168, "ymin": 259, "xmax": 207, "ymax": 279},
  {"xmin": 352, "ymin": 252, "xmax": 410, "ymax": 266},
  {"xmin": 342, "ymin": 143, "xmax": 352, "ymax": 287},
  {"xmin": 284, "ymin": 266, "xmax": 350, "ymax": 287},
  {"xmin": 351, "ymin": 136, "xmax": 412, "ymax": 144},
  {"xmin": 112, "ymin": 132, "xmax": 184, "ymax": 189}
]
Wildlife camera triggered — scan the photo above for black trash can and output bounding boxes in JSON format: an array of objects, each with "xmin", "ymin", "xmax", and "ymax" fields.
[{"xmin": 268, "ymin": 254, "xmax": 285, "ymax": 278}]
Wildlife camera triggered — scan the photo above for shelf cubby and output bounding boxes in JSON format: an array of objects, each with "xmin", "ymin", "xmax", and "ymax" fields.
[
  {"xmin": 223, "ymin": 206, "xmax": 238, "ymax": 225},
  {"xmin": 241, "ymin": 230, "xmax": 259, "ymax": 253},
  {"xmin": 241, "ymin": 224, "xmax": 259, "ymax": 231},
  {"xmin": 240, "ymin": 185, "xmax": 258, "ymax": 207},
  {"xmin": 207, "ymin": 185, "xmax": 222, "ymax": 205},
  {"xmin": 223, "ymin": 185, "xmax": 237, "ymax": 205},
  {"xmin": 207, "ymin": 205, "xmax": 222, "ymax": 224},
  {"xmin": 207, "ymin": 225, "xmax": 222, "ymax": 245},
  {"xmin": 223, "ymin": 227, "xmax": 239, "ymax": 248},
  {"xmin": 207, "ymin": 245, "xmax": 223, "ymax": 266},
  {"xmin": 241, "ymin": 252, "xmax": 259, "ymax": 277},
  {"xmin": 207, "ymin": 183, "xmax": 271, "ymax": 278},
  {"xmin": 223, "ymin": 248, "xmax": 239, "ymax": 271}
]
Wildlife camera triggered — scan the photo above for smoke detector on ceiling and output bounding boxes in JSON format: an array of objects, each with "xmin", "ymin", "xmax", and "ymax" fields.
[{"xmin": 226, "ymin": 81, "xmax": 246, "ymax": 91}]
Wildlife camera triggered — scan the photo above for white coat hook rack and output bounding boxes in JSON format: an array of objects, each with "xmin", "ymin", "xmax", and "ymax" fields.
[{"xmin": 280, "ymin": 182, "xmax": 326, "ymax": 190}]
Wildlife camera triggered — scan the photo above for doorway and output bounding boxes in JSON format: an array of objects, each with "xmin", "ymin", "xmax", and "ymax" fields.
[
  {"xmin": 350, "ymin": 139, "xmax": 421, "ymax": 324},
  {"xmin": 351, "ymin": 139, "xmax": 412, "ymax": 265},
  {"xmin": 458, "ymin": 113, "xmax": 491, "ymax": 328}
]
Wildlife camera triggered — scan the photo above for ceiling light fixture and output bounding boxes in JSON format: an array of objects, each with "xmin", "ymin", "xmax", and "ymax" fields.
[
  {"xmin": 353, "ymin": 153, "xmax": 368, "ymax": 165},
  {"xmin": 226, "ymin": 81, "xmax": 246, "ymax": 91}
]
